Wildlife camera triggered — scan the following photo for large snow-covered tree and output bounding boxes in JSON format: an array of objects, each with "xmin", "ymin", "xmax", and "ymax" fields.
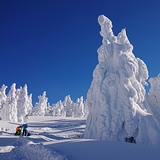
[
  {"xmin": 84, "ymin": 15, "xmax": 160, "ymax": 146},
  {"xmin": 5, "ymin": 83, "xmax": 18, "ymax": 122},
  {"xmin": 17, "ymin": 84, "xmax": 33, "ymax": 122}
]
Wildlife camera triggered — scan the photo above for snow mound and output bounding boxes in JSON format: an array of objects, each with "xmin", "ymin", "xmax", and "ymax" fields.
[
  {"xmin": 84, "ymin": 15, "xmax": 160, "ymax": 146},
  {"xmin": 6, "ymin": 137, "xmax": 67, "ymax": 160},
  {"xmin": 0, "ymin": 146, "xmax": 14, "ymax": 153}
]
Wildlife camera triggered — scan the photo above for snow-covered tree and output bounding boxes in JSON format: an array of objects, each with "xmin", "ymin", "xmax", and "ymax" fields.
[
  {"xmin": 32, "ymin": 91, "xmax": 48, "ymax": 116},
  {"xmin": 63, "ymin": 95, "xmax": 74, "ymax": 117},
  {"xmin": 27, "ymin": 94, "xmax": 33, "ymax": 115},
  {"xmin": 45, "ymin": 103, "xmax": 53, "ymax": 116},
  {"xmin": 145, "ymin": 74, "xmax": 160, "ymax": 116},
  {"xmin": 0, "ymin": 84, "xmax": 7, "ymax": 120},
  {"xmin": 74, "ymin": 96, "xmax": 85, "ymax": 117},
  {"xmin": 17, "ymin": 84, "xmax": 33, "ymax": 122},
  {"xmin": 52, "ymin": 100, "xmax": 66, "ymax": 117},
  {"xmin": 46, "ymin": 95, "xmax": 87, "ymax": 117},
  {"xmin": 84, "ymin": 15, "xmax": 160, "ymax": 146},
  {"xmin": 4, "ymin": 83, "xmax": 18, "ymax": 122}
]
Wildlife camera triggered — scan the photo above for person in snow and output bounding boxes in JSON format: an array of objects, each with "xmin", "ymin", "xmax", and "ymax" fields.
[
  {"xmin": 15, "ymin": 125, "xmax": 22, "ymax": 135},
  {"xmin": 22, "ymin": 123, "xmax": 28, "ymax": 136}
]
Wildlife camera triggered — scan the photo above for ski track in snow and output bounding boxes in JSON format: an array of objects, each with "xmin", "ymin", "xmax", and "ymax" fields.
[{"xmin": 40, "ymin": 135, "xmax": 55, "ymax": 142}]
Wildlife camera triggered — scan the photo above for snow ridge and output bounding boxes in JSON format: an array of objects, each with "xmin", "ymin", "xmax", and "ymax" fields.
[{"xmin": 7, "ymin": 137, "xmax": 67, "ymax": 160}]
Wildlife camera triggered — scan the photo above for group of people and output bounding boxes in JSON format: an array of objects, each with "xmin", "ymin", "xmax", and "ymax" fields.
[{"xmin": 15, "ymin": 123, "xmax": 29, "ymax": 136}]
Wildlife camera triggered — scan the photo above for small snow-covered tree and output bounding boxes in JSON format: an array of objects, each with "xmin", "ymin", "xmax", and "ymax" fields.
[
  {"xmin": 32, "ymin": 91, "xmax": 48, "ymax": 116},
  {"xmin": 63, "ymin": 95, "xmax": 73, "ymax": 117},
  {"xmin": 145, "ymin": 74, "xmax": 160, "ymax": 116},
  {"xmin": 52, "ymin": 100, "xmax": 66, "ymax": 117},
  {"xmin": 0, "ymin": 84, "xmax": 7, "ymax": 120},
  {"xmin": 74, "ymin": 96, "xmax": 85, "ymax": 117}
]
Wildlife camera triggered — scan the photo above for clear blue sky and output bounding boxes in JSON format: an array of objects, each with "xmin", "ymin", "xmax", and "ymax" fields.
[{"xmin": 0, "ymin": 0, "xmax": 160, "ymax": 104}]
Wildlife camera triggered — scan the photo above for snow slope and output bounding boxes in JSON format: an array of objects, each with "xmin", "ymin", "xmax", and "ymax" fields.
[{"xmin": 0, "ymin": 116, "xmax": 160, "ymax": 160}]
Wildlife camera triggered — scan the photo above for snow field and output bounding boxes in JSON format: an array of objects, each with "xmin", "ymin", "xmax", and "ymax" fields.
[{"xmin": 0, "ymin": 116, "xmax": 160, "ymax": 160}]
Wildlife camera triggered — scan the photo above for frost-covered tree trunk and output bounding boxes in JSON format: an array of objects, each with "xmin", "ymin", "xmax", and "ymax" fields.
[
  {"xmin": 84, "ymin": 15, "xmax": 160, "ymax": 146},
  {"xmin": 0, "ymin": 85, "xmax": 7, "ymax": 120},
  {"xmin": 32, "ymin": 91, "xmax": 48, "ymax": 116}
]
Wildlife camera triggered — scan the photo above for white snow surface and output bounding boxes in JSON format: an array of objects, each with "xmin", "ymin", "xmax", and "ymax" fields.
[
  {"xmin": 84, "ymin": 15, "xmax": 160, "ymax": 146},
  {"xmin": 0, "ymin": 116, "xmax": 160, "ymax": 160}
]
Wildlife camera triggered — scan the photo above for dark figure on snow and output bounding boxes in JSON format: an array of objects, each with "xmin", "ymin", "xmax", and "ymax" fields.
[
  {"xmin": 125, "ymin": 136, "xmax": 136, "ymax": 143},
  {"xmin": 22, "ymin": 123, "xmax": 28, "ymax": 136}
]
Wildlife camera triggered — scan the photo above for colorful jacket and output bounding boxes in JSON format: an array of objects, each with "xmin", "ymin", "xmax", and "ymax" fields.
[
  {"xmin": 16, "ymin": 126, "xmax": 22, "ymax": 132},
  {"xmin": 22, "ymin": 124, "xmax": 28, "ymax": 130}
]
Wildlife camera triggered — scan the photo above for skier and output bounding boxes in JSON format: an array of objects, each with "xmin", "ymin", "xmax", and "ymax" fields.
[{"xmin": 22, "ymin": 123, "xmax": 28, "ymax": 136}]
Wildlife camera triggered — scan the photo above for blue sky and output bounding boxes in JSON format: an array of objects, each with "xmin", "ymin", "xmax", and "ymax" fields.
[{"xmin": 0, "ymin": 0, "xmax": 160, "ymax": 104}]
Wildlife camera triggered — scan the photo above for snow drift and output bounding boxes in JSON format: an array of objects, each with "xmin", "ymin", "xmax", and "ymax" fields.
[{"xmin": 84, "ymin": 15, "xmax": 160, "ymax": 146}]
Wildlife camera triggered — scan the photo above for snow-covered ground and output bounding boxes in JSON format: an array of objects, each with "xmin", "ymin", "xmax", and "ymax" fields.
[{"xmin": 0, "ymin": 116, "xmax": 159, "ymax": 160}]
